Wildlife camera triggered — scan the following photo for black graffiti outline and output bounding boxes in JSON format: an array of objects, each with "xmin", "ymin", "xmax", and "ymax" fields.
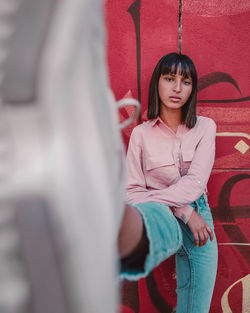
[
  {"xmin": 127, "ymin": 0, "xmax": 142, "ymax": 124},
  {"xmin": 121, "ymin": 280, "xmax": 139, "ymax": 313},
  {"xmin": 217, "ymin": 174, "xmax": 250, "ymax": 265},
  {"xmin": 198, "ymin": 72, "xmax": 250, "ymax": 104},
  {"xmin": 145, "ymin": 271, "xmax": 174, "ymax": 313}
]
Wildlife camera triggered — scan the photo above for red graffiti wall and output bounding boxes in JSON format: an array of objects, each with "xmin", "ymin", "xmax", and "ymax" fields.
[{"xmin": 105, "ymin": 1, "xmax": 250, "ymax": 312}]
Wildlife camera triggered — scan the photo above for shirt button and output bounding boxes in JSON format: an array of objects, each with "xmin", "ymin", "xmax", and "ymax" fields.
[{"xmin": 197, "ymin": 180, "xmax": 201, "ymax": 184}]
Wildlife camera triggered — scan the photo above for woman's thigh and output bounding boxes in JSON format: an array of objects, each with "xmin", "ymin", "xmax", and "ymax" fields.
[
  {"xmin": 175, "ymin": 195, "xmax": 218, "ymax": 313},
  {"xmin": 120, "ymin": 201, "xmax": 183, "ymax": 281}
]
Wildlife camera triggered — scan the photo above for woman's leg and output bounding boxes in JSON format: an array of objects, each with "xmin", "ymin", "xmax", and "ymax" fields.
[
  {"xmin": 118, "ymin": 204, "xmax": 145, "ymax": 259},
  {"xmin": 119, "ymin": 202, "xmax": 183, "ymax": 281},
  {"xmin": 176, "ymin": 196, "xmax": 218, "ymax": 313}
]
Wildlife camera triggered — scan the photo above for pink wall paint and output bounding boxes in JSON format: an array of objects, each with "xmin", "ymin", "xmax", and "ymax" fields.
[{"xmin": 105, "ymin": 1, "xmax": 250, "ymax": 312}]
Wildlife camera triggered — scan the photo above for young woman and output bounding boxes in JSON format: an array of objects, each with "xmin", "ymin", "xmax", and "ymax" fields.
[{"xmin": 118, "ymin": 52, "xmax": 218, "ymax": 313}]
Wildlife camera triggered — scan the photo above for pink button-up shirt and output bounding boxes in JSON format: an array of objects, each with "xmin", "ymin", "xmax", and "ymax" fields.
[{"xmin": 126, "ymin": 116, "xmax": 216, "ymax": 223}]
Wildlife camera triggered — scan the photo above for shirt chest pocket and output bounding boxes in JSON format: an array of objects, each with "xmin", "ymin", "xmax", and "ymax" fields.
[{"xmin": 144, "ymin": 154, "xmax": 177, "ymax": 186}]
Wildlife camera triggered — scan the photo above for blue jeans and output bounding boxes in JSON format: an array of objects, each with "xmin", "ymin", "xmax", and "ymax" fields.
[
  {"xmin": 120, "ymin": 195, "xmax": 218, "ymax": 313},
  {"xmin": 175, "ymin": 194, "xmax": 218, "ymax": 313}
]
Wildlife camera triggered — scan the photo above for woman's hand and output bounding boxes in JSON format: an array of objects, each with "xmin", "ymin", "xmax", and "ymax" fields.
[{"xmin": 187, "ymin": 210, "xmax": 214, "ymax": 247}]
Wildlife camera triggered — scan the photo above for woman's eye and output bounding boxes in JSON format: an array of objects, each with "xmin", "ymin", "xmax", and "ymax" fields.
[
  {"xmin": 165, "ymin": 77, "xmax": 173, "ymax": 81},
  {"xmin": 184, "ymin": 80, "xmax": 191, "ymax": 85}
]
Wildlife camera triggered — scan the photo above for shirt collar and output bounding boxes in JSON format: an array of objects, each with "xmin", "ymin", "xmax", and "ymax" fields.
[
  {"xmin": 149, "ymin": 117, "xmax": 161, "ymax": 127},
  {"xmin": 149, "ymin": 116, "xmax": 190, "ymax": 137}
]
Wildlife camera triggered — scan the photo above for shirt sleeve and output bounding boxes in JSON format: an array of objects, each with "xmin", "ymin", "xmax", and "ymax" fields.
[{"xmin": 127, "ymin": 119, "xmax": 216, "ymax": 222}]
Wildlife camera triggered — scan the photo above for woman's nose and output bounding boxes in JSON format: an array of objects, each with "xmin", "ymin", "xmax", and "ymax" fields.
[{"xmin": 173, "ymin": 79, "xmax": 181, "ymax": 92}]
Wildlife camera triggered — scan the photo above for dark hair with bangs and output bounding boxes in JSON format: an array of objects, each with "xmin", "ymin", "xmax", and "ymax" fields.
[{"xmin": 147, "ymin": 52, "xmax": 197, "ymax": 128}]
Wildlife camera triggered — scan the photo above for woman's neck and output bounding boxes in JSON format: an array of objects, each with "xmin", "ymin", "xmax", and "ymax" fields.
[{"xmin": 160, "ymin": 108, "xmax": 182, "ymax": 130}]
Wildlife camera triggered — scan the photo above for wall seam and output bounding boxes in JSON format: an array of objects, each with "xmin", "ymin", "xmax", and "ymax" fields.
[{"xmin": 178, "ymin": 0, "xmax": 182, "ymax": 54}]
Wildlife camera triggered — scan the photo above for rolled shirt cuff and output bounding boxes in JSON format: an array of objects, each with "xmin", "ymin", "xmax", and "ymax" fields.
[{"xmin": 173, "ymin": 204, "xmax": 194, "ymax": 224}]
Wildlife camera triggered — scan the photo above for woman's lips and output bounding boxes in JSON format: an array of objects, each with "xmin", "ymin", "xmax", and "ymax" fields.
[{"xmin": 170, "ymin": 96, "xmax": 181, "ymax": 102}]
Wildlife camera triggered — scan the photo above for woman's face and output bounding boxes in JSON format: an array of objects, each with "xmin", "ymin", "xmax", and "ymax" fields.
[{"xmin": 158, "ymin": 70, "xmax": 192, "ymax": 112}]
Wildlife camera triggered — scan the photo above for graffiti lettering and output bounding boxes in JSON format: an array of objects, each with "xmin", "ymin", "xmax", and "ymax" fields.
[
  {"xmin": 198, "ymin": 72, "xmax": 250, "ymax": 105},
  {"xmin": 217, "ymin": 174, "xmax": 250, "ymax": 265},
  {"xmin": 221, "ymin": 274, "xmax": 250, "ymax": 313}
]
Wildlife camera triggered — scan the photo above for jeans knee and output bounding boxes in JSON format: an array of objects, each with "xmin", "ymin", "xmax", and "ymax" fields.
[{"xmin": 176, "ymin": 248, "xmax": 191, "ymax": 291}]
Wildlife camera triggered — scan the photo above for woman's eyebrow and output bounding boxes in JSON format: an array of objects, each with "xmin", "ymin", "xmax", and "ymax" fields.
[
  {"xmin": 163, "ymin": 73, "xmax": 192, "ymax": 80},
  {"xmin": 181, "ymin": 74, "xmax": 192, "ymax": 80}
]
